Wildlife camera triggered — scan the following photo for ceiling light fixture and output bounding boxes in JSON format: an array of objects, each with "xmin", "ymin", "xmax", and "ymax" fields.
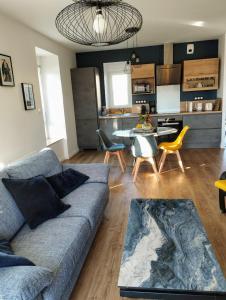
[
  {"xmin": 191, "ymin": 21, "xmax": 205, "ymax": 27},
  {"xmin": 56, "ymin": 0, "xmax": 143, "ymax": 47},
  {"xmin": 93, "ymin": 7, "xmax": 107, "ymax": 34},
  {"xmin": 124, "ymin": 60, "xmax": 131, "ymax": 74},
  {"xmin": 124, "ymin": 31, "xmax": 141, "ymax": 73}
]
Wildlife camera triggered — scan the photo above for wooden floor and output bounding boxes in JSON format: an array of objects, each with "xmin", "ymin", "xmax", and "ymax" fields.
[{"xmin": 69, "ymin": 148, "xmax": 226, "ymax": 300}]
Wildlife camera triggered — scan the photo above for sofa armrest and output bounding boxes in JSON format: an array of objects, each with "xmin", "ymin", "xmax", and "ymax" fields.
[
  {"xmin": 0, "ymin": 266, "xmax": 53, "ymax": 300},
  {"xmin": 62, "ymin": 163, "xmax": 110, "ymax": 184}
]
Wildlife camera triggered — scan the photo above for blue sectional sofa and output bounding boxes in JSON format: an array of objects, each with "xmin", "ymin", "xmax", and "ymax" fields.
[{"xmin": 0, "ymin": 149, "xmax": 110, "ymax": 300}]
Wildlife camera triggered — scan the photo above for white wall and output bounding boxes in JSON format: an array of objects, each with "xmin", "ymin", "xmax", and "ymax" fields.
[
  {"xmin": 0, "ymin": 13, "xmax": 78, "ymax": 165},
  {"xmin": 218, "ymin": 34, "xmax": 226, "ymax": 148}
]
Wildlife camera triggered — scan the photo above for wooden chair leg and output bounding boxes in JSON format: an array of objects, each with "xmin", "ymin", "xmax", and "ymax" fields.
[
  {"xmin": 133, "ymin": 158, "xmax": 141, "ymax": 182},
  {"xmin": 132, "ymin": 158, "xmax": 138, "ymax": 175},
  {"xmin": 158, "ymin": 151, "xmax": 164, "ymax": 168},
  {"xmin": 176, "ymin": 150, "xmax": 184, "ymax": 173},
  {"xmin": 159, "ymin": 151, "xmax": 167, "ymax": 173},
  {"xmin": 133, "ymin": 158, "xmax": 136, "ymax": 167},
  {"xmin": 120, "ymin": 151, "xmax": 126, "ymax": 168},
  {"xmin": 116, "ymin": 151, "xmax": 125, "ymax": 173},
  {"xmin": 148, "ymin": 157, "xmax": 158, "ymax": 175},
  {"xmin": 104, "ymin": 151, "xmax": 109, "ymax": 164}
]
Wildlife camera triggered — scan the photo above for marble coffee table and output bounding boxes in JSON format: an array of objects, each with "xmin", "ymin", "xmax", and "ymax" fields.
[{"xmin": 118, "ymin": 199, "xmax": 226, "ymax": 299}]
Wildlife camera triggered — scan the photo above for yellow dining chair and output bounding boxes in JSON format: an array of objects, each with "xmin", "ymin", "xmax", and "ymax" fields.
[
  {"xmin": 215, "ymin": 171, "xmax": 226, "ymax": 213},
  {"xmin": 158, "ymin": 125, "xmax": 190, "ymax": 173}
]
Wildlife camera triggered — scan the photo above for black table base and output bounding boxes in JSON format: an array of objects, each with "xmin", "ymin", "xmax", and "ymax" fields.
[{"xmin": 120, "ymin": 288, "xmax": 226, "ymax": 300}]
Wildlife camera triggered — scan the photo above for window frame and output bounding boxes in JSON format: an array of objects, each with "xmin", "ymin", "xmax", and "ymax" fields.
[
  {"xmin": 36, "ymin": 48, "xmax": 66, "ymax": 146},
  {"xmin": 104, "ymin": 61, "xmax": 132, "ymax": 108}
]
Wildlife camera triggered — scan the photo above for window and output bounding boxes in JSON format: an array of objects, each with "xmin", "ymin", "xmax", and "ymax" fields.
[
  {"xmin": 104, "ymin": 62, "xmax": 132, "ymax": 108},
  {"xmin": 35, "ymin": 47, "xmax": 66, "ymax": 145}
]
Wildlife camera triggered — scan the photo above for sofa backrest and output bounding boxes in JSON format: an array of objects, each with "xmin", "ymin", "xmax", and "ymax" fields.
[
  {"xmin": 0, "ymin": 149, "xmax": 62, "ymax": 239},
  {"xmin": 6, "ymin": 149, "xmax": 62, "ymax": 179},
  {"xmin": 0, "ymin": 170, "xmax": 25, "ymax": 240}
]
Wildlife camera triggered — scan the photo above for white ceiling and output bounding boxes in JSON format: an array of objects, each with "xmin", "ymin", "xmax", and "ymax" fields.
[{"xmin": 0, "ymin": 0, "xmax": 226, "ymax": 52}]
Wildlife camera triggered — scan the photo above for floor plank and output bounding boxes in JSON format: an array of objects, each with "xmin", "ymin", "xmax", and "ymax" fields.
[{"xmin": 69, "ymin": 148, "xmax": 226, "ymax": 300}]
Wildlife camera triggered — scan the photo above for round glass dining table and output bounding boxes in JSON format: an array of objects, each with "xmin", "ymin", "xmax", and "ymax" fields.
[
  {"xmin": 113, "ymin": 127, "xmax": 177, "ymax": 138},
  {"xmin": 112, "ymin": 127, "xmax": 178, "ymax": 169}
]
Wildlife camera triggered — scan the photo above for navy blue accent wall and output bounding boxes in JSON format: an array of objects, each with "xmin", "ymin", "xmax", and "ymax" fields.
[
  {"xmin": 76, "ymin": 39, "xmax": 218, "ymax": 105},
  {"xmin": 173, "ymin": 40, "xmax": 218, "ymax": 101},
  {"xmin": 76, "ymin": 45, "xmax": 163, "ymax": 106}
]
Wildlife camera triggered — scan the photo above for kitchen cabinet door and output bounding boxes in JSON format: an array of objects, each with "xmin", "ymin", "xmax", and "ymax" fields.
[
  {"xmin": 183, "ymin": 114, "xmax": 222, "ymax": 129},
  {"xmin": 151, "ymin": 116, "xmax": 158, "ymax": 127},
  {"xmin": 131, "ymin": 64, "xmax": 155, "ymax": 79},
  {"xmin": 76, "ymin": 119, "xmax": 99, "ymax": 149},
  {"xmin": 71, "ymin": 68, "xmax": 101, "ymax": 120},
  {"xmin": 183, "ymin": 129, "xmax": 221, "ymax": 148},
  {"xmin": 122, "ymin": 118, "xmax": 139, "ymax": 129},
  {"xmin": 99, "ymin": 118, "xmax": 123, "ymax": 144},
  {"xmin": 183, "ymin": 58, "xmax": 219, "ymax": 91},
  {"xmin": 122, "ymin": 118, "xmax": 139, "ymax": 146}
]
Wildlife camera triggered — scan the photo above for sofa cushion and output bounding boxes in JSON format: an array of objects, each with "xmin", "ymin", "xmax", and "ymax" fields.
[
  {"xmin": 12, "ymin": 216, "xmax": 91, "ymax": 300},
  {"xmin": 6, "ymin": 149, "xmax": 62, "ymax": 179},
  {"xmin": 59, "ymin": 183, "xmax": 109, "ymax": 230},
  {"xmin": 63, "ymin": 163, "xmax": 110, "ymax": 184},
  {"xmin": 2, "ymin": 176, "xmax": 70, "ymax": 229},
  {"xmin": 0, "ymin": 170, "xmax": 24, "ymax": 240},
  {"xmin": 0, "ymin": 266, "xmax": 53, "ymax": 300}
]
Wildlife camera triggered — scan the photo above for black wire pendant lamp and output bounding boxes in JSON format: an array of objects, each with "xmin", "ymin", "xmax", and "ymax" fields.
[
  {"xmin": 56, "ymin": 0, "xmax": 143, "ymax": 47},
  {"xmin": 124, "ymin": 32, "xmax": 140, "ymax": 74}
]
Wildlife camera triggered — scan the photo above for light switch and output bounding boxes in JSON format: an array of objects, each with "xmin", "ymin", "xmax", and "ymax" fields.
[{"xmin": 187, "ymin": 44, "xmax": 194, "ymax": 55}]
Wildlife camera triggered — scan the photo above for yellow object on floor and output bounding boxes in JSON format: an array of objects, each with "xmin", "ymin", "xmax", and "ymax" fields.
[
  {"xmin": 215, "ymin": 180, "xmax": 226, "ymax": 192},
  {"xmin": 158, "ymin": 125, "xmax": 190, "ymax": 173}
]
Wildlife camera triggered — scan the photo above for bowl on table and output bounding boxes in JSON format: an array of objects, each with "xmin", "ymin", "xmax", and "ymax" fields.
[{"xmin": 133, "ymin": 127, "xmax": 155, "ymax": 133}]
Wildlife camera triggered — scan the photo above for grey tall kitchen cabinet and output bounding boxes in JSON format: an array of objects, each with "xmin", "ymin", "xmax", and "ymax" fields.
[{"xmin": 71, "ymin": 67, "xmax": 101, "ymax": 150}]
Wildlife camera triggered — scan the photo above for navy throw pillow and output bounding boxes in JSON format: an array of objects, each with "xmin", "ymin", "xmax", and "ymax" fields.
[
  {"xmin": 47, "ymin": 168, "xmax": 89, "ymax": 198},
  {"xmin": 0, "ymin": 239, "xmax": 34, "ymax": 268},
  {"xmin": 2, "ymin": 176, "xmax": 71, "ymax": 229}
]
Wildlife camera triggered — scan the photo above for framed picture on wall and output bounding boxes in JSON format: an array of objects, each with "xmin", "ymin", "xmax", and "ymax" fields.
[
  {"xmin": 0, "ymin": 54, "xmax": 15, "ymax": 86},
  {"xmin": 21, "ymin": 83, "xmax": 36, "ymax": 110}
]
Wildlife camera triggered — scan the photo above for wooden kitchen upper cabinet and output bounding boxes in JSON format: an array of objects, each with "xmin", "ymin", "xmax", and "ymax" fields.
[
  {"xmin": 131, "ymin": 64, "xmax": 155, "ymax": 79},
  {"xmin": 183, "ymin": 58, "xmax": 220, "ymax": 92},
  {"xmin": 131, "ymin": 63, "xmax": 156, "ymax": 95}
]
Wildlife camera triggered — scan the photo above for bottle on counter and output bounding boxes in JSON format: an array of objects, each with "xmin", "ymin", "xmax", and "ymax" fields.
[
  {"xmin": 188, "ymin": 101, "xmax": 193, "ymax": 112},
  {"xmin": 145, "ymin": 84, "xmax": 150, "ymax": 93}
]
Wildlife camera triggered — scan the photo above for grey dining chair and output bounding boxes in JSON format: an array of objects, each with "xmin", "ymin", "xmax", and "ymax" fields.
[
  {"xmin": 96, "ymin": 129, "xmax": 126, "ymax": 172},
  {"xmin": 131, "ymin": 135, "xmax": 158, "ymax": 182}
]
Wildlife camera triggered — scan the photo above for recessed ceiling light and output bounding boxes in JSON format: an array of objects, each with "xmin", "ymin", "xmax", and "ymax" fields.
[{"xmin": 191, "ymin": 21, "xmax": 205, "ymax": 27}]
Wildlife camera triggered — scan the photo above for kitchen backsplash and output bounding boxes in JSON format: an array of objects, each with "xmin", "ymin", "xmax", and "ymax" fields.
[{"xmin": 104, "ymin": 99, "xmax": 222, "ymax": 116}]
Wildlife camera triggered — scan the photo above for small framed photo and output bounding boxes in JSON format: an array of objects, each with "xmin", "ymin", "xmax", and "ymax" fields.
[
  {"xmin": 21, "ymin": 83, "xmax": 36, "ymax": 110},
  {"xmin": 0, "ymin": 54, "xmax": 15, "ymax": 86}
]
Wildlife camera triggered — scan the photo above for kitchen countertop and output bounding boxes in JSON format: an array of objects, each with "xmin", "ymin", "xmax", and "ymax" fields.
[{"xmin": 99, "ymin": 111, "xmax": 222, "ymax": 119}]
